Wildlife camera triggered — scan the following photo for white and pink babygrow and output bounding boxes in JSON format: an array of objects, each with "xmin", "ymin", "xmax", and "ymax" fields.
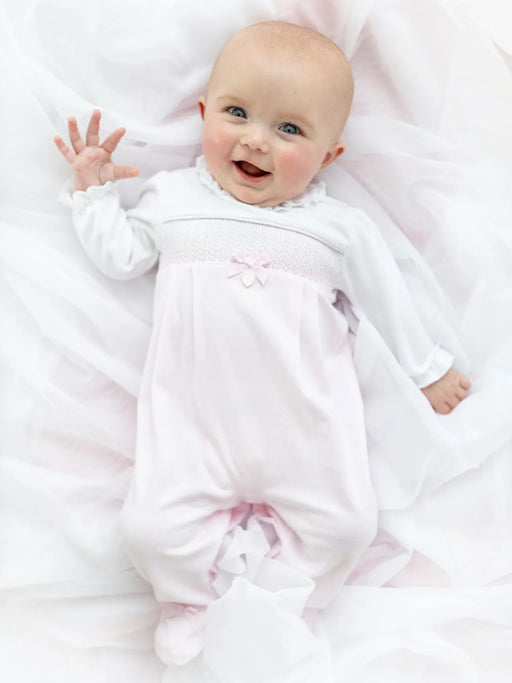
[{"xmin": 61, "ymin": 156, "xmax": 454, "ymax": 663}]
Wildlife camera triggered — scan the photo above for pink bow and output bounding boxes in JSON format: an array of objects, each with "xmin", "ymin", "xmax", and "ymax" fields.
[{"xmin": 227, "ymin": 253, "xmax": 270, "ymax": 287}]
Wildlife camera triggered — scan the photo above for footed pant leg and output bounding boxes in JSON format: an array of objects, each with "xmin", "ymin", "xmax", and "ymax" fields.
[
  {"xmin": 252, "ymin": 346, "xmax": 378, "ymax": 610},
  {"xmin": 119, "ymin": 403, "xmax": 250, "ymax": 607},
  {"xmin": 253, "ymin": 478, "xmax": 377, "ymax": 610},
  {"xmin": 121, "ymin": 495, "xmax": 249, "ymax": 605}
]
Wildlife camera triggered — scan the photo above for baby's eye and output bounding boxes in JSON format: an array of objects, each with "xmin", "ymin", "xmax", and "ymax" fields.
[
  {"xmin": 279, "ymin": 123, "xmax": 301, "ymax": 135},
  {"xmin": 228, "ymin": 106, "xmax": 247, "ymax": 118}
]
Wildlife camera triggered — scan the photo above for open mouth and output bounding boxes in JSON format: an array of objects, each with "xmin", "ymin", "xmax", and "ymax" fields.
[{"xmin": 234, "ymin": 160, "xmax": 271, "ymax": 182}]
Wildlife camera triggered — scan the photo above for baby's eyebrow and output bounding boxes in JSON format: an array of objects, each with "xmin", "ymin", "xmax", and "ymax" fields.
[{"xmin": 217, "ymin": 94, "xmax": 248, "ymax": 105}]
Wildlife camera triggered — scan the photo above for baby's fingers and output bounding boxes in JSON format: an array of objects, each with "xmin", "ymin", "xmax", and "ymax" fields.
[
  {"xmin": 460, "ymin": 376, "xmax": 471, "ymax": 390},
  {"xmin": 455, "ymin": 373, "xmax": 471, "ymax": 400},
  {"xmin": 85, "ymin": 109, "xmax": 101, "ymax": 147},
  {"xmin": 455, "ymin": 387, "xmax": 469, "ymax": 401},
  {"xmin": 67, "ymin": 117, "xmax": 85, "ymax": 154},
  {"xmin": 113, "ymin": 165, "xmax": 140, "ymax": 181},
  {"xmin": 101, "ymin": 127, "xmax": 126, "ymax": 155},
  {"xmin": 437, "ymin": 402, "xmax": 453, "ymax": 415},
  {"xmin": 53, "ymin": 135, "xmax": 75, "ymax": 164}
]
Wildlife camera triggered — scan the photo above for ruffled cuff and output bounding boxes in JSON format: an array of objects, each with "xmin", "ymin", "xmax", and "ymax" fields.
[
  {"xmin": 58, "ymin": 179, "xmax": 117, "ymax": 209},
  {"xmin": 412, "ymin": 345, "xmax": 454, "ymax": 388}
]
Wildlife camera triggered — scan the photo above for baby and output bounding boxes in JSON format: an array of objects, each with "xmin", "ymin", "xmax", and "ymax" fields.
[{"xmin": 54, "ymin": 21, "xmax": 471, "ymax": 666}]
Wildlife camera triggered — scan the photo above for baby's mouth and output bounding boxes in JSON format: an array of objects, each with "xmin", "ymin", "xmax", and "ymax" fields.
[{"xmin": 234, "ymin": 160, "xmax": 271, "ymax": 181}]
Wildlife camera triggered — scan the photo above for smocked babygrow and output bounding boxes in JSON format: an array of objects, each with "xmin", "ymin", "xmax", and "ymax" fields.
[{"xmin": 61, "ymin": 156, "xmax": 453, "ymax": 635}]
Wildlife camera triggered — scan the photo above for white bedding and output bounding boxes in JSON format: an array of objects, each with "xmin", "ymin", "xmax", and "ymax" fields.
[{"xmin": 2, "ymin": 1, "xmax": 512, "ymax": 681}]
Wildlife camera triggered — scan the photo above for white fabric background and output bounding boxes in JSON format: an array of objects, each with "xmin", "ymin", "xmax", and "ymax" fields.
[{"xmin": 1, "ymin": 0, "xmax": 512, "ymax": 681}]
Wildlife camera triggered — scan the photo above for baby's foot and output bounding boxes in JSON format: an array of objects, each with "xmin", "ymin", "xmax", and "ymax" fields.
[{"xmin": 421, "ymin": 369, "xmax": 471, "ymax": 414}]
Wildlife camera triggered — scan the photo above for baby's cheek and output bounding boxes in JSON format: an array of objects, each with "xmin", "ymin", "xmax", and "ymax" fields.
[
  {"xmin": 278, "ymin": 149, "xmax": 320, "ymax": 186},
  {"xmin": 203, "ymin": 123, "xmax": 233, "ymax": 157}
]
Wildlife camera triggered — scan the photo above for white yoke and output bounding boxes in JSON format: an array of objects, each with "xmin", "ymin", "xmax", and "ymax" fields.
[{"xmin": 60, "ymin": 156, "xmax": 454, "ymax": 660}]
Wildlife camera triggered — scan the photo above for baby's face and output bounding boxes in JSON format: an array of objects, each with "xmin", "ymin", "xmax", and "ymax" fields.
[{"xmin": 199, "ymin": 40, "xmax": 349, "ymax": 207}]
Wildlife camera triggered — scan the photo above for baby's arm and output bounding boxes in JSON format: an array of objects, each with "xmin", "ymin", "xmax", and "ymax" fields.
[
  {"xmin": 54, "ymin": 110, "xmax": 140, "ymax": 191},
  {"xmin": 339, "ymin": 210, "xmax": 471, "ymax": 414},
  {"xmin": 54, "ymin": 111, "xmax": 159, "ymax": 280},
  {"xmin": 421, "ymin": 369, "xmax": 471, "ymax": 414}
]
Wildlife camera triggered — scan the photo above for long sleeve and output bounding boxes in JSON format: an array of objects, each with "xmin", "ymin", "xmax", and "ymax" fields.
[
  {"xmin": 59, "ymin": 176, "xmax": 163, "ymax": 280},
  {"xmin": 338, "ymin": 209, "xmax": 453, "ymax": 388}
]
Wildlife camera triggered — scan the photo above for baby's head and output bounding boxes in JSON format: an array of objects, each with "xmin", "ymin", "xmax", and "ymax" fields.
[{"xmin": 198, "ymin": 22, "xmax": 354, "ymax": 208}]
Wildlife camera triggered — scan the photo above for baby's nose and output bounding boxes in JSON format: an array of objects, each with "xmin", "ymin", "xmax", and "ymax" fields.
[{"xmin": 240, "ymin": 126, "xmax": 269, "ymax": 153}]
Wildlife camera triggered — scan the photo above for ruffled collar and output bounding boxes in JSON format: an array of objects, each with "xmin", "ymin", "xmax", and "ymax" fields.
[{"xmin": 195, "ymin": 155, "xmax": 326, "ymax": 211}]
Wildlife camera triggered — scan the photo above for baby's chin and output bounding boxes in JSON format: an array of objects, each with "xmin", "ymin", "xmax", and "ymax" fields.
[
  {"xmin": 231, "ymin": 193, "xmax": 285, "ymax": 208},
  {"xmin": 221, "ymin": 182, "xmax": 303, "ymax": 209}
]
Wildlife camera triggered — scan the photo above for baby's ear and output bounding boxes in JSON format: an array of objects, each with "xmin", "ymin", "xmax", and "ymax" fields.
[
  {"xmin": 198, "ymin": 97, "xmax": 206, "ymax": 120},
  {"xmin": 321, "ymin": 143, "xmax": 345, "ymax": 168}
]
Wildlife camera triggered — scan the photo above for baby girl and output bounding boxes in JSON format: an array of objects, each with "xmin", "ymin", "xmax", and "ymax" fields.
[{"xmin": 54, "ymin": 21, "xmax": 470, "ymax": 666}]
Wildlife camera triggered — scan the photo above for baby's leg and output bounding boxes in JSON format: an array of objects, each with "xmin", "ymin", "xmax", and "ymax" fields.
[
  {"xmin": 120, "ymin": 493, "xmax": 247, "ymax": 606},
  {"xmin": 253, "ymin": 348, "xmax": 378, "ymax": 610},
  {"xmin": 119, "ymin": 407, "xmax": 248, "ymax": 665},
  {"xmin": 121, "ymin": 492, "xmax": 249, "ymax": 665},
  {"xmin": 260, "ymin": 467, "xmax": 377, "ymax": 611}
]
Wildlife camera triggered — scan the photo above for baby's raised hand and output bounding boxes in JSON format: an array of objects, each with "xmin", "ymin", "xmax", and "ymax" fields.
[
  {"xmin": 53, "ymin": 110, "xmax": 140, "ymax": 192},
  {"xmin": 421, "ymin": 369, "xmax": 471, "ymax": 414}
]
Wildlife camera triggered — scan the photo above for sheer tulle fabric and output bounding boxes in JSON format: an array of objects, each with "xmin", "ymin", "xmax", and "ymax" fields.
[{"xmin": 2, "ymin": 1, "xmax": 512, "ymax": 681}]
